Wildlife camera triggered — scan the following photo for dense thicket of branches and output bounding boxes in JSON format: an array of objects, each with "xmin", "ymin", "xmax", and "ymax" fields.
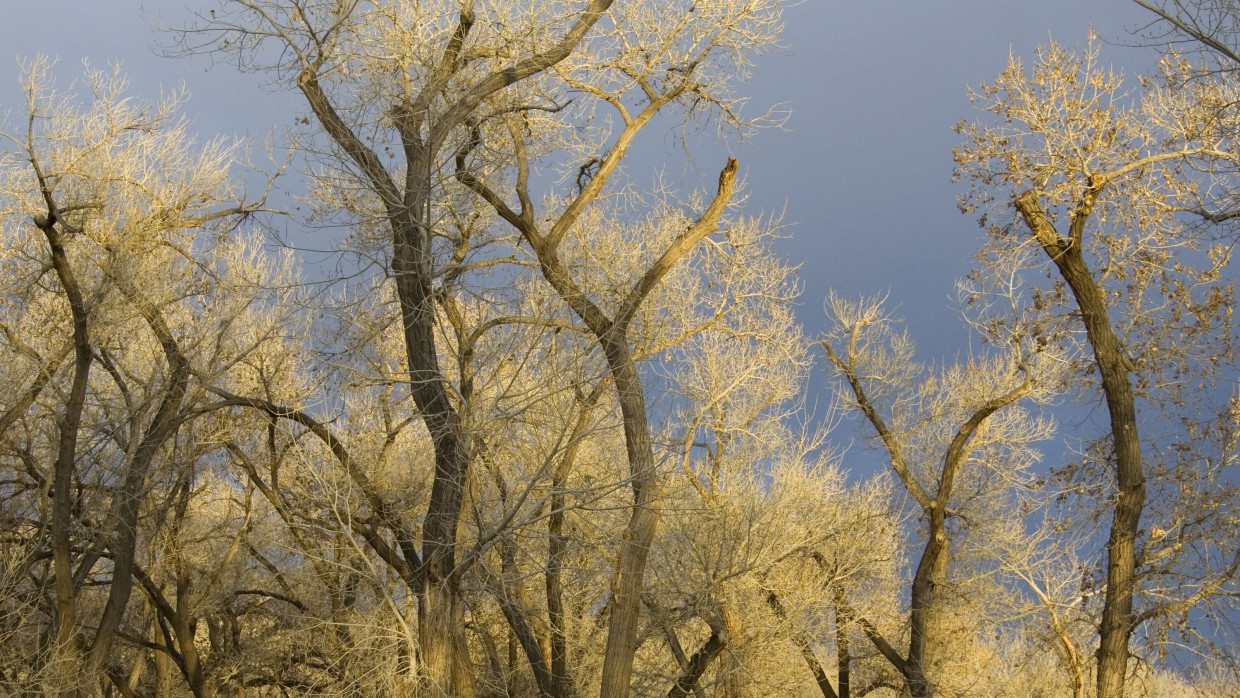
[{"xmin": 0, "ymin": 2, "xmax": 1237, "ymax": 697}]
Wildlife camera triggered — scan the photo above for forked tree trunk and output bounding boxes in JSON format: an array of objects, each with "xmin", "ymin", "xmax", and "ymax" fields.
[
  {"xmin": 1016, "ymin": 189, "xmax": 1145, "ymax": 698},
  {"xmin": 394, "ymin": 190, "xmax": 477, "ymax": 698},
  {"xmin": 297, "ymin": 67, "xmax": 476, "ymax": 696},
  {"xmin": 458, "ymin": 154, "xmax": 736, "ymax": 696},
  {"xmin": 827, "ymin": 329, "xmax": 1030, "ymax": 698},
  {"xmin": 37, "ymin": 217, "xmax": 91, "ymax": 673},
  {"xmin": 291, "ymin": 4, "xmax": 614, "ymax": 689}
]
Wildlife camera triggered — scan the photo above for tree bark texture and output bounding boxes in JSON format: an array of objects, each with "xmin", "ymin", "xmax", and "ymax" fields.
[
  {"xmin": 1016, "ymin": 189, "xmax": 1145, "ymax": 698},
  {"xmin": 37, "ymin": 215, "xmax": 91, "ymax": 679}
]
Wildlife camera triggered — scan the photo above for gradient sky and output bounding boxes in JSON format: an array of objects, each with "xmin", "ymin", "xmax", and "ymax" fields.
[{"xmin": 740, "ymin": 1, "xmax": 1166, "ymax": 358}]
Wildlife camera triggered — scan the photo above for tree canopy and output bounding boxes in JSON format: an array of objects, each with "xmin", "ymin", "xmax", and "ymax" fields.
[{"xmin": 0, "ymin": 2, "xmax": 1237, "ymax": 697}]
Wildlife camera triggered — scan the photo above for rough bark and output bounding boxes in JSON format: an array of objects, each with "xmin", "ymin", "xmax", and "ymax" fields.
[
  {"xmin": 597, "ymin": 340, "xmax": 663, "ymax": 697},
  {"xmin": 35, "ymin": 213, "xmax": 91, "ymax": 673},
  {"xmin": 1016, "ymin": 188, "xmax": 1145, "ymax": 698}
]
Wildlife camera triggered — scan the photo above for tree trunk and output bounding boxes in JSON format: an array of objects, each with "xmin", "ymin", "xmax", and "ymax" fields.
[
  {"xmin": 667, "ymin": 629, "xmax": 727, "ymax": 698},
  {"xmin": 38, "ymin": 217, "xmax": 91, "ymax": 677},
  {"xmin": 834, "ymin": 586, "xmax": 851, "ymax": 698},
  {"xmin": 419, "ymin": 576, "xmax": 475, "ymax": 697},
  {"xmin": 89, "ymin": 298, "xmax": 190, "ymax": 672},
  {"xmin": 296, "ymin": 67, "xmax": 477, "ymax": 696},
  {"xmin": 393, "ymin": 136, "xmax": 477, "ymax": 696},
  {"xmin": 907, "ymin": 503, "xmax": 949, "ymax": 698},
  {"xmin": 547, "ymin": 396, "xmax": 596, "ymax": 698},
  {"xmin": 597, "ymin": 340, "xmax": 664, "ymax": 698},
  {"xmin": 1016, "ymin": 190, "xmax": 1145, "ymax": 698}
]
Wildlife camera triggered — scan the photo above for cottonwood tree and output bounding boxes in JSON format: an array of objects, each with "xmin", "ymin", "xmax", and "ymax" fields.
[
  {"xmin": 164, "ymin": 165, "xmax": 815, "ymax": 697},
  {"xmin": 169, "ymin": 3, "xmax": 621, "ymax": 692},
  {"xmin": 170, "ymin": 1, "xmax": 786, "ymax": 695},
  {"xmin": 955, "ymin": 39, "xmax": 1240, "ymax": 698},
  {"xmin": 0, "ymin": 58, "xmax": 288, "ymax": 694},
  {"xmin": 614, "ymin": 218, "xmax": 900, "ymax": 697},
  {"xmin": 423, "ymin": 186, "xmax": 834, "ymax": 696},
  {"xmin": 447, "ymin": 0, "xmax": 787, "ymax": 684},
  {"xmin": 821, "ymin": 293, "xmax": 1059, "ymax": 698}
]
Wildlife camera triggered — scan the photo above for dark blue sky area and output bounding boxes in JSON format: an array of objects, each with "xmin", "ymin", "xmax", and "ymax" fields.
[{"xmin": 738, "ymin": 1, "xmax": 1164, "ymax": 358}]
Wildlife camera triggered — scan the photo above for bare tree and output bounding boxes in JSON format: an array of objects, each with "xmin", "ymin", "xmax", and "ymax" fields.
[
  {"xmin": 0, "ymin": 58, "xmax": 281, "ymax": 694},
  {"xmin": 955, "ymin": 37, "xmax": 1240, "ymax": 698},
  {"xmin": 167, "ymin": 3, "xmax": 626, "ymax": 693},
  {"xmin": 821, "ymin": 293, "xmax": 1059, "ymax": 698},
  {"xmin": 168, "ymin": 2, "xmax": 786, "ymax": 694}
]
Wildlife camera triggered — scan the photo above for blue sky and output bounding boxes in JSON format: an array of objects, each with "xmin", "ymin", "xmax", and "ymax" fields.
[{"xmin": 738, "ymin": 1, "xmax": 1165, "ymax": 359}]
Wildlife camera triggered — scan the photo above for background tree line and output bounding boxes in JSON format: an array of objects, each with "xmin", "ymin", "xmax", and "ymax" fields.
[{"xmin": 0, "ymin": 1, "xmax": 1237, "ymax": 696}]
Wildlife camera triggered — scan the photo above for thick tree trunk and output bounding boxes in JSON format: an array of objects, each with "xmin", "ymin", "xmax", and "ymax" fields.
[
  {"xmin": 297, "ymin": 65, "xmax": 477, "ymax": 694},
  {"xmin": 38, "ymin": 216, "xmax": 91, "ymax": 688},
  {"xmin": 598, "ymin": 341, "xmax": 664, "ymax": 698},
  {"xmin": 297, "ymin": 3, "xmax": 616, "ymax": 678},
  {"xmin": 1016, "ymin": 190, "xmax": 1145, "ymax": 698},
  {"xmin": 393, "ymin": 198, "xmax": 476, "ymax": 697},
  {"xmin": 419, "ymin": 576, "xmax": 475, "ymax": 697}
]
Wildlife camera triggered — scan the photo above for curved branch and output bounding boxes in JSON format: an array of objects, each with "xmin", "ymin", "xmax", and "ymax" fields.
[
  {"xmin": 196, "ymin": 387, "xmax": 422, "ymax": 575},
  {"xmin": 1133, "ymin": 0, "xmax": 1240, "ymax": 66},
  {"xmin": 615, "ymin": 158, "xmax": 738, "ymax": 331},
  {"xmin": 430, "ymin": 0, "xmax": 615, "ymax": 151},
  {"xmin": 821, "ymin": 341, "xmax": 932, "ymax": 510}
]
